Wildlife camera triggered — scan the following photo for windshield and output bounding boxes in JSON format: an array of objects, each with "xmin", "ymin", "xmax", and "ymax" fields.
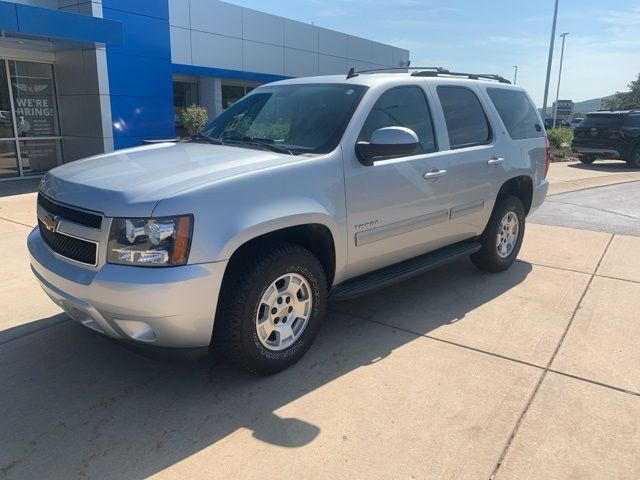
[{"xmin": 199, "ymin": 83, "xmax": 367, "ymax": 154}]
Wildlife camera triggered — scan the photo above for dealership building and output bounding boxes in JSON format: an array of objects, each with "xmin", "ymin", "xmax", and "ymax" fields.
[{"xmin": 0, "ymin": 0, "xmax": 409, "ymax": 180}]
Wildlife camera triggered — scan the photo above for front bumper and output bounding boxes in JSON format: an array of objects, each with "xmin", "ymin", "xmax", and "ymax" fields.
[{"xmin": 28, "ymin": 227, "xmax": 228, "ymax": 348}]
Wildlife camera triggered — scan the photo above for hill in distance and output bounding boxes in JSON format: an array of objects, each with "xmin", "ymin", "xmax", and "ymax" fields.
[
  {"xmin": 539, "ymin": 94, "xmax": 615, "ymax": 119},
  {"xmin": 572, "ymin": 95, "xmax": 616, "ymax": 116}
]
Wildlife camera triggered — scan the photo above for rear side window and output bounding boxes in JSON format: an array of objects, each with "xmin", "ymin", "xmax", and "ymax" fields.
[
  {"xmin": 360, "ymin": 86, "xmax": 437, "ymax": 154},
  {"xmin": 581, "ymin": 114, "xmax": 623, "ymax": 128},
  {"xmin": 437, "ymin": 86, "xmax": 491, "ymax": 149},
  {"xmin": 486, "ymin": 88, "xmax": 544, "ymax": 140},
  {"xmin": 624, "ymin": 115, "xmax": 640, "ymax": 127}
]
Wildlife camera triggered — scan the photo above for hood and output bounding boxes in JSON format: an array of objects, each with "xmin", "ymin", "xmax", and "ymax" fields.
[{"xmin": 40, "ymin": 142, "xmax": 295, "ymax": 217}]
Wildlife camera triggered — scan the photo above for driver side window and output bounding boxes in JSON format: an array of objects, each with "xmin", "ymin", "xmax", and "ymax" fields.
[{"xmin": 359, "ymin": 86, "xmax": 437, "ymax": 154}]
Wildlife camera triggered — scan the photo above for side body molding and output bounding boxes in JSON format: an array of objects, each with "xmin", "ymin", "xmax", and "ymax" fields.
[{"xmin": 355, "ymin": 209, "xmax": 449, "ymax": 246}]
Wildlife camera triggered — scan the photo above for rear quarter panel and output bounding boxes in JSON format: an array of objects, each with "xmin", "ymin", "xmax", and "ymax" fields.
[{"xmin": 478, "ymin": 85, "xmax": 547, "ymax": 208}]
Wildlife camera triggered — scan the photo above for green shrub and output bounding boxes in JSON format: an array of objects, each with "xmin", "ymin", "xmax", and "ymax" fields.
[
  {"xmin": 547, "ymin": 127, "xmax": 573, "ymax": 148},
  {"xmin": 179, "ymin": 105, "xmax": 209, "ymax": 137}
]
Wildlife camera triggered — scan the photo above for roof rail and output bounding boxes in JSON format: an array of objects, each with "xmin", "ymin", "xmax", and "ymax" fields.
[{"xmin": 346, "ymin": 66, "xmax": 512, "ymax": 84}]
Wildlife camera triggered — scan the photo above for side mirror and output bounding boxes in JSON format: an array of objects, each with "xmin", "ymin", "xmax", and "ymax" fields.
[{"xmin": 356, "ymin": 126, "xmax": 419, "ymax": 165}]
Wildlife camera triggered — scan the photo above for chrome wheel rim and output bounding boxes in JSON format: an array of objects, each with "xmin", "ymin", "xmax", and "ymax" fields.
[
  {"xmin": 496, "ymin": 211, "xmax": 519, "ymax": 259},
  {"xmin": 255, "ymin": 273, "xmax": 312, "ymax": 351}
]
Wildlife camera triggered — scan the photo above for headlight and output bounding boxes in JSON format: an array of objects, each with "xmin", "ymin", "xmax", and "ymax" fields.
[{"xmin": 107, "ymin": 215, "xmax": 193, "ymax": 267}]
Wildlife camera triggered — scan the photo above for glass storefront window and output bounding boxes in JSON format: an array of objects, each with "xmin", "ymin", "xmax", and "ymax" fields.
[
  {"xmin": 0, "ymin": 141, "xmax": 19, "ymax": 179},
  {"xmin": 19, "ymin": 139, "xmax": 62, "ymax": 175},
  {"xmin": 173, "ymin": 80, "xmax": 199, "ymax": 137},
  {"xmin": 221, "ymin": 81, "xmax": 260, "ymax": 110},
  {"xmin": 9, "ymin": 60, "xmax": 60, "ymax": 138}
]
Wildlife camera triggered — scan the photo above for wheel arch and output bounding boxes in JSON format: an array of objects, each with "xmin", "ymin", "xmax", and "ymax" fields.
[
  {"xmin": 220, "ymin": 216, "xmax": 340, "ymax": 288},
  {"xmin": 496, "ymin": 175, "xmax": 534, "ymax": 215}
]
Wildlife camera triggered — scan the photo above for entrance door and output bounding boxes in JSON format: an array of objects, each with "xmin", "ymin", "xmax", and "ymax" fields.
[
  {"xmin": 0, "ymin": 60, "xmax": 19, "ymax": 178},
  {"xmin": 0, "ymin": 59, "xmax": 62, "ymax": 180}
]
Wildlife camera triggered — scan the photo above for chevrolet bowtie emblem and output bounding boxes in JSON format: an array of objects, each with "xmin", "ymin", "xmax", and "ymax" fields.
[{"xmin": 42, "ymin": 214, "xmax": 61, "ymax": 232}]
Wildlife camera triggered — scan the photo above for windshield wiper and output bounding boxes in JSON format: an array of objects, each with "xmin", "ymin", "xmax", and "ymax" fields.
[
  {"xmin": 223, "ymin": 136, "xmax": 298, "ymax": 155},
  {"xmin": 191, "ymin": 133, "xmax": 224, "ymax": 145}
]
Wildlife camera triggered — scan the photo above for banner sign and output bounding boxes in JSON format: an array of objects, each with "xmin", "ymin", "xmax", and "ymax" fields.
[{"xmin": 11, "ymin": 77, "xmax": 58, "ymax": 137}]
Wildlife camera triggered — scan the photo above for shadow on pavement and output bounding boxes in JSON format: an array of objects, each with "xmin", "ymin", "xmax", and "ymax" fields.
[
  {"xmin": 0, "ymin": 258, "xmax": 531, "ymax": 479},
  {"xmin": 566, "ymin": 160, "xmax": 630, "ymax": 172},
  {"xmin": 0, "ymin": 178, "xmax": 40, "ymax": 198},
  {"xmin": 0, "ymin": 314, "xmax": 68, "ymax": 346}
]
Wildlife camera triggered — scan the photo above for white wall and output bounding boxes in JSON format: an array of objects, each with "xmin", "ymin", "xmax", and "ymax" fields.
[{"xmin": 168, "ymin": 0, "xmax": 409, "ymax": 77}]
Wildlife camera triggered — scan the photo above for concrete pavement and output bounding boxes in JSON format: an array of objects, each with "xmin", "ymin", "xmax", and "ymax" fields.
[
  {"xmin": 546, "ymin": 160, "xmax": 640, "ymax": 195},
  {"xmin": 1, "ymin": 165, "xmax": 640, "ymax": 479},
  {"xmin": 531, "ymin": 181, "xmax": 640, "ymax": 236}
]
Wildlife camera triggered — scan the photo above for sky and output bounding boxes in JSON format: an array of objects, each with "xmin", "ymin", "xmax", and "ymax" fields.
[{"xmin": 230, "ymin": 0, "xmax": 640, "ymax": 107}]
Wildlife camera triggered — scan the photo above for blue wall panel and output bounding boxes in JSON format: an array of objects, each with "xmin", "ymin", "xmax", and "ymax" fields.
[
  {"xmin": 102, "ymin": 0, "xmax": 169, "ymax": 20},
  {"xmin": 172, "ymin": 63, "xmax": 290, "ymax": 84},
  {"xmin": 107, "ymin": 54, "xmax": 173, "ymax": 98},
  {"xmin": 110, "ymin": 96, "xmax": 175, "ymax": 142},
  {"xmin": 104, "ymin": 8, "xmax": 170, "ymax": 59},
  {"xmin": 0, "ymin": 0, "xmax": 121, "ymax": 44},
  {"xmin": 0, "ymin": 2, "xmax": 18, "ymax": 30},
  {"xmin": 103, "ymin": 0, "xmax": 174, "ymax": 146}
]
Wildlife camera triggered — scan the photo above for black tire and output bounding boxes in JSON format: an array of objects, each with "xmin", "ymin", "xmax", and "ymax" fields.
[
  {"xmin": 212, "ymin": 242, "xmax": 327, "ymax": 375},
  {"xmin": 578, "ymin": 154, "xmax": 596, "ymax": 164},
  {"xmin": 626, "ymin": 146, "xmax": 640, "ymax": 169},
  {"xmin": 470, "ymin": 195, "xmax": 525, "ymax": 273}
]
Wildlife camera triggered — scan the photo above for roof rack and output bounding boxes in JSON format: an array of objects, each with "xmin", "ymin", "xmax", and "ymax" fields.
[{"xmin": 346, "ymin": 66, "xmax": 512, "ymax": 84}]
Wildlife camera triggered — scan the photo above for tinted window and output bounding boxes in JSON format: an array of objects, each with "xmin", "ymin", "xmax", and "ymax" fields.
[
  {"xmin": 200, "ymin": 84, "xmax": 367, "ymax": 154},
  {"xmin": 360, "ymin": 86, "xmax": 436, "ymax": 154},
  {"xmin": 580, "ymin": 114, "xmax": 623, "ymax": 128},
  {"xmin": 437, "ymin": 86, "xmax": 491, "ymax": 148},
  {"xmin": 624, "ymin": 115, "xmax": 640, "ymax": 127},
  {"xmin": 487, "ymin": 88, "xmax": 544, "ymax": 140}
]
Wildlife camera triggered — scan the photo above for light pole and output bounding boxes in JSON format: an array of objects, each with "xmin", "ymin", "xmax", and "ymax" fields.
[
  {"xmin": 552, "ymin": 32, "xmax": 569, "ymax": 128},
  {"xmin": 542, "ymin": 0, "xmax": 559, "ymax": 121},
  {"xmin": 513, "ymin": 65, "xmax": 518, "ymax": 85}
]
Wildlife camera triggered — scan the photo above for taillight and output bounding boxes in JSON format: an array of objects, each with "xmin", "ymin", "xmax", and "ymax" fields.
[{"xmin": 544, "ymin": 137, "xmax": 551, "ymax": 178}]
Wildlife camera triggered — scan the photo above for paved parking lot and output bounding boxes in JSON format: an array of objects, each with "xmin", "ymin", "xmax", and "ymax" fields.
[
  {"xmin": 1, "ymin": 164, "xmax": 639, "ymax": 479},
  {"xmin": 531, "ymin": 180, "xmax": 640, "ymax": 236}
]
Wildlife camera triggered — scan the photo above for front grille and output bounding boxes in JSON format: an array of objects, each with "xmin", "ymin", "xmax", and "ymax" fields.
[
  {"xmin": 38, "ymin": 219, "xmax": 98, "ymax": 266},
  {"xmin": 38, "ymin": 193, "xmax": 102, "ymax": 229}
]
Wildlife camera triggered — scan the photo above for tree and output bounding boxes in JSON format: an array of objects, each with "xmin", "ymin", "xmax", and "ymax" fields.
[{"xmin": 602, "ymin": 73, "xmax": 640, "ymax": 110}]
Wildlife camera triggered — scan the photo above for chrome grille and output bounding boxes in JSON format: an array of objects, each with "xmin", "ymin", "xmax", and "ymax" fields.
[{"xmin": 37, "ymin": 193, "xmax": 102, "ymax": 230}]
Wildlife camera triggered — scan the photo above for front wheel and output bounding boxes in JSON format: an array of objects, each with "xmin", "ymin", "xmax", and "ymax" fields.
[
  {"xmin": 626, "ymin": 146, "xmax": 640, "ymax": 169},
  {"xmin": 212, "ymin": 242, "xmax": 327, "ymax": 375},
  {"xmin": 470, "ymin": 195, "xmax": 525, "ymax": 273}
]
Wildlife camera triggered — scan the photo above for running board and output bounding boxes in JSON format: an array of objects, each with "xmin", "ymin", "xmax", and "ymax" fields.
[{"xmin": 330, "ymin": 239, "xmax": 481, "ymax": 301}]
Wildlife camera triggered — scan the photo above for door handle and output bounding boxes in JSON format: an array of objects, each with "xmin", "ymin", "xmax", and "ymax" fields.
[
  {"xmin": 423, "ymin": 169, "xmax": 447, "ymax": 180},
  {"xmin": 487, "ymin": 157, "xmax": 505, "ymax": 166}
]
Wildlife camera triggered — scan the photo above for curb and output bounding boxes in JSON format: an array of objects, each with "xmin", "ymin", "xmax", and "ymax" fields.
[{"xmin": 548, "ymin": 174, "xmax": 640, "ymax": 196}]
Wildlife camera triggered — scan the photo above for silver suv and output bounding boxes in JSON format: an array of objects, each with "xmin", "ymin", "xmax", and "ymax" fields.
[{"xmin": 28, "ymin": 68, "xmax": 549, "ymax": 374}]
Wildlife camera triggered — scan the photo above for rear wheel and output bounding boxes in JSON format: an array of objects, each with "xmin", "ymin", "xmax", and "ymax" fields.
[
  {"xmin": 626, "ymin": 146, "xmax": 640, "ymax": 169},
  {"xmin": 470, "ymin": 195, "xmax": 525, "ymax": 273},
  {"xmin": 578, "ymin": 154, "xmax": 596, "ymax": 164},
  {"xmin": 212, "ymin": 242, "xmax": 327, "ymax": 375}
]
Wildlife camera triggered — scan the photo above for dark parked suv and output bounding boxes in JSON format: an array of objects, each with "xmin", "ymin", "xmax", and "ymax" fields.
[{"xmin": 572, "ymin": 110, "xmax": 640, "ymax": 168}]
